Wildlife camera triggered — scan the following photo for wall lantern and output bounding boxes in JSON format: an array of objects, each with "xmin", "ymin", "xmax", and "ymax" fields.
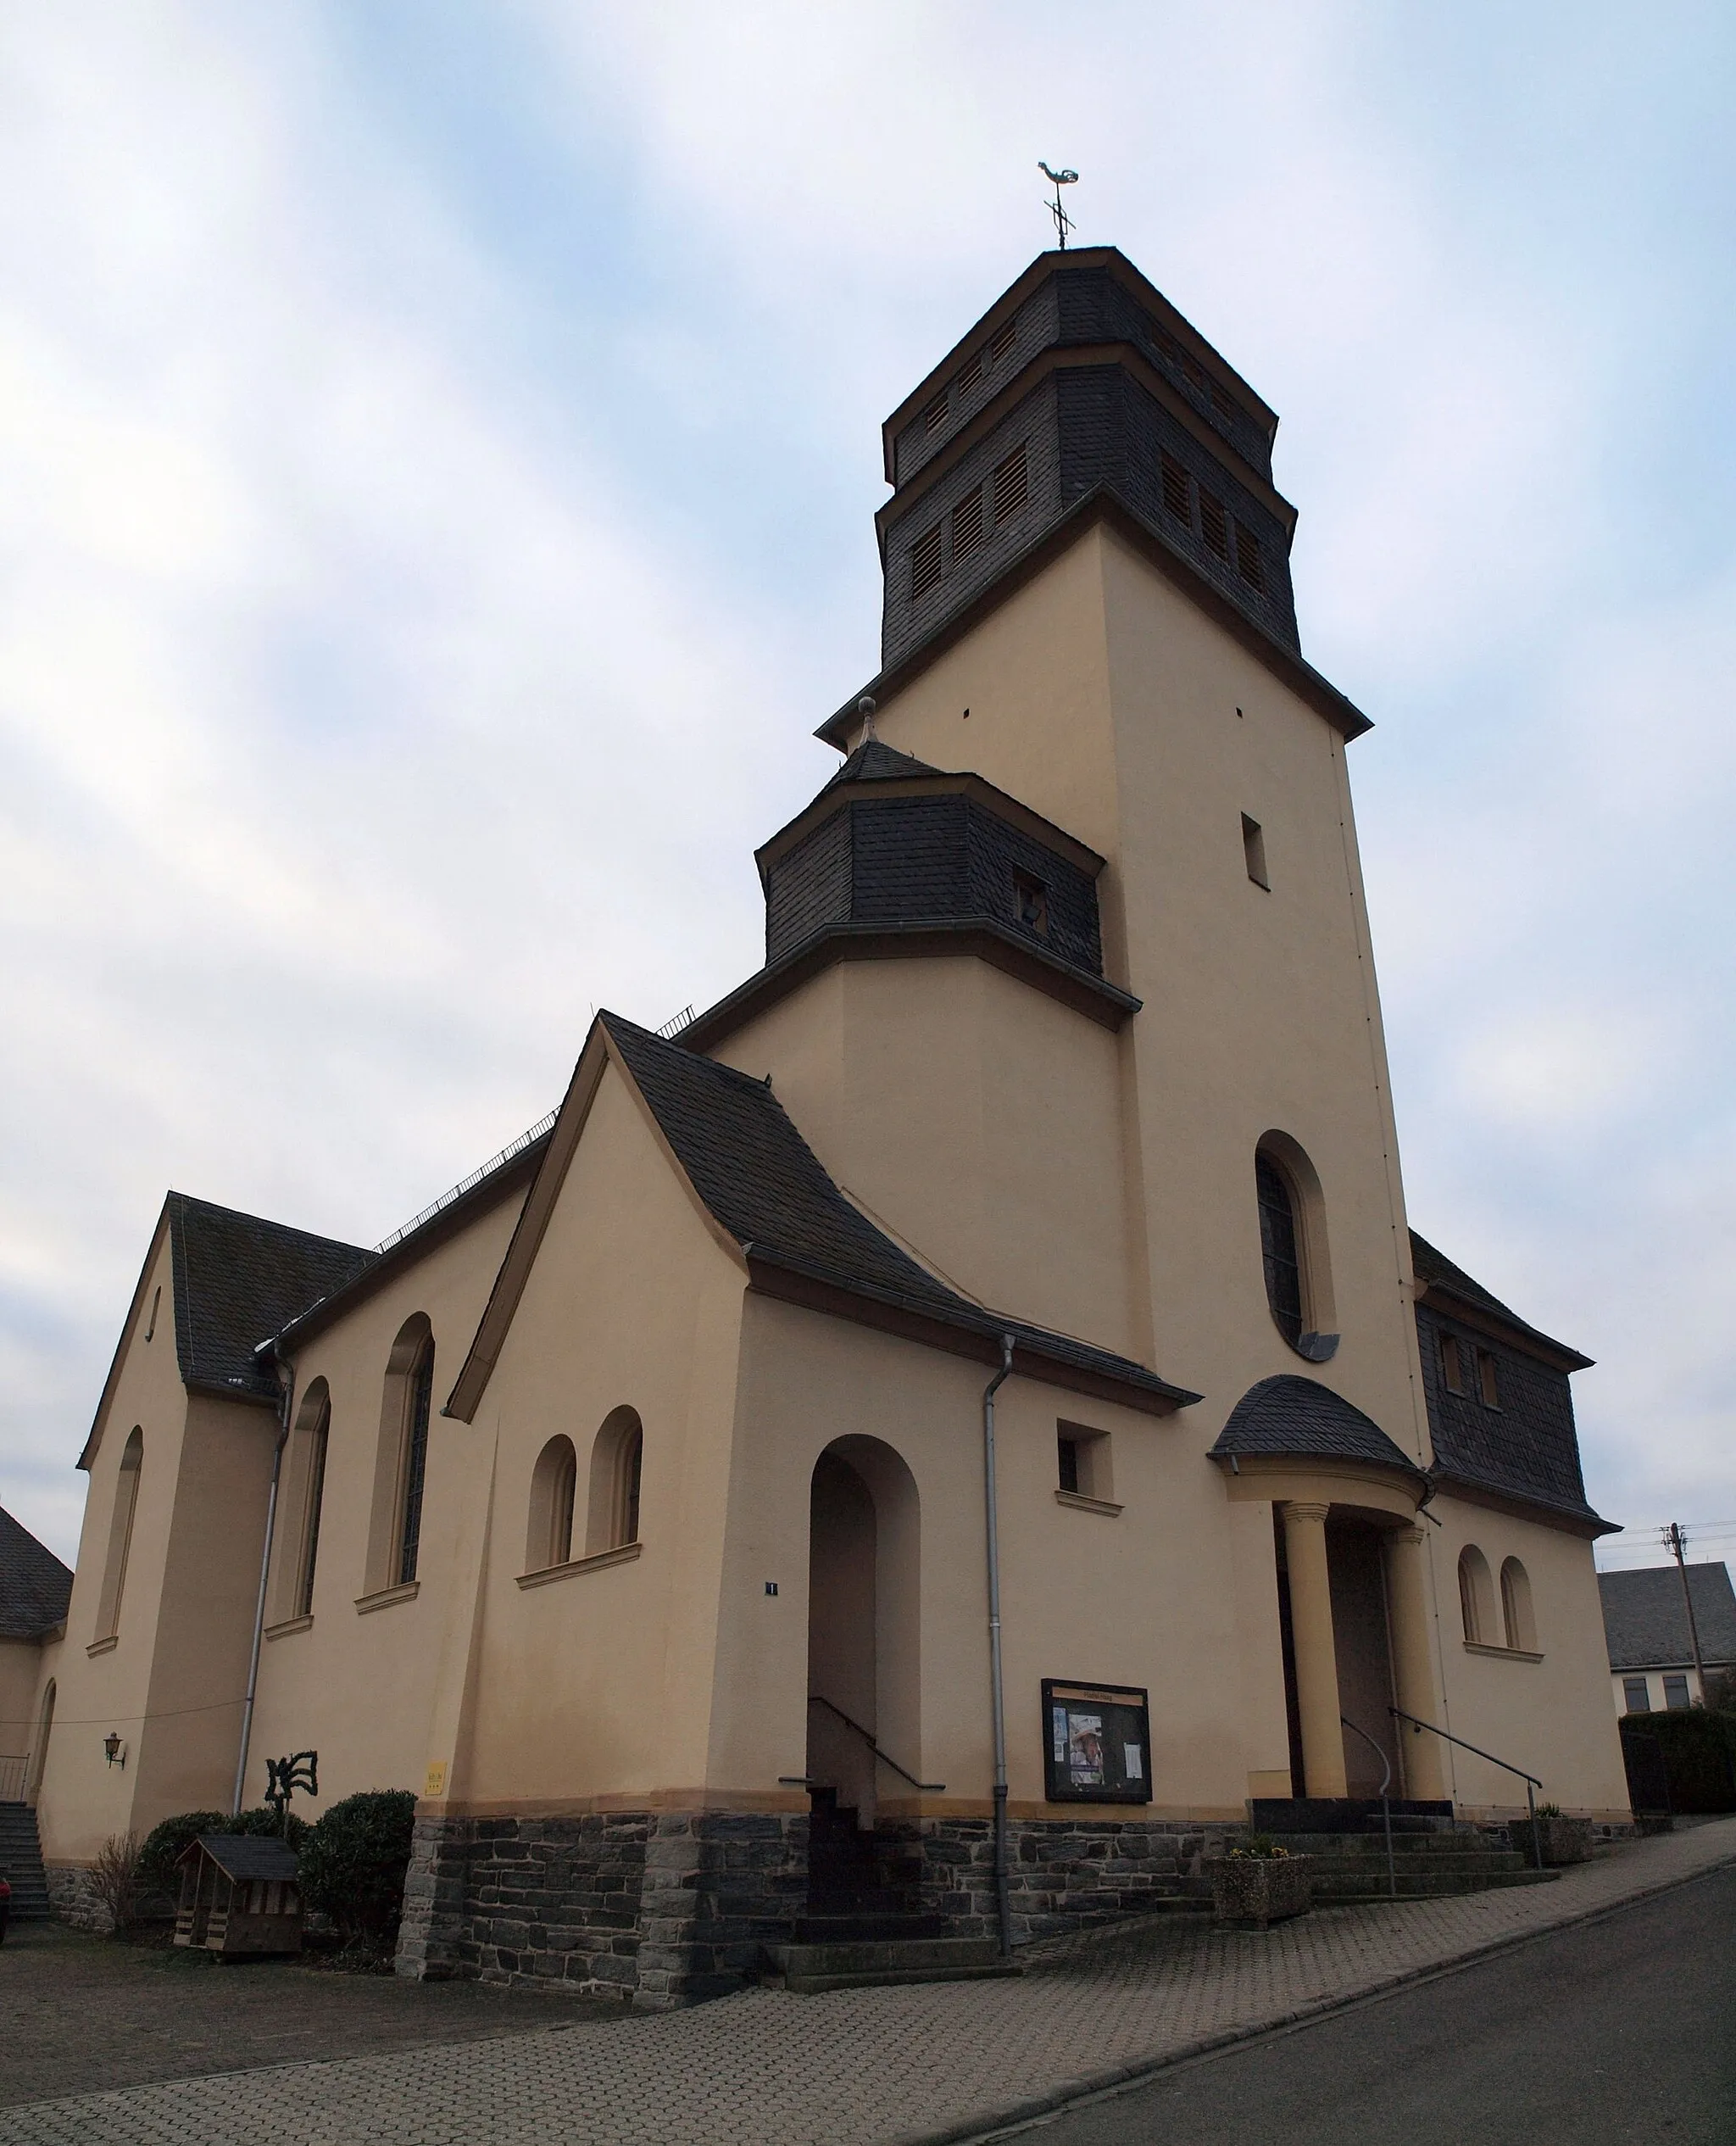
[{"xmin": 103, "ymin": 1731, "xmax": 125, "ymax": 1768}]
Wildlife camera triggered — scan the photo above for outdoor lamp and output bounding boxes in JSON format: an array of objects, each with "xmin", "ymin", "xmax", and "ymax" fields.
[{"xmin": 103, "ymin": 1732, "xmax": 125, "ymax": 1768}]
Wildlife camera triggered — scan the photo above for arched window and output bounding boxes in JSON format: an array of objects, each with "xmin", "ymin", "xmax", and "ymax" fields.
[
  {"xmin": 1500, "ymin": 1558, "xmax": 1537, "ymax": 1652},
  {"xmin": 365, "ymin": 1316, "xmax": 435, "ymax": 1597},
  {"xmin": 1458, "ymin": 1546, "xmax": 1496, "ymax": 1646},
  {"xmin": 1255, "ymin": 1137, "xmax": 1338, "ymax": 1360},
  {"xmin": 293, "ymin": 1382, "xmax": 331, "ymax": 1619},
  {"xmin": 398, "ymin": 1337, "xmax": 434, "ymax": 1586},
  {"xmin": 527, "ymin": 1435, "xmax": 579, "ymax": 1571},
  {"xmin": 96, "ymin": 1428, "xmax": 143, "ymax": 1640},
  {"xmin": 587, "ymin": 1407, "xmax": 644, "ymax": 1556}
]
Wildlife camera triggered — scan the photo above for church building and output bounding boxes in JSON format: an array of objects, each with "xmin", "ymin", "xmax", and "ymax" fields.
[{"xmin": 20, "ymin": 246, "xmax": 1632, "ymax": 2002}]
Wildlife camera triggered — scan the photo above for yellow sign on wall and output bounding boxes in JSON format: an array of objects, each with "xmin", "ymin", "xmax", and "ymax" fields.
[{"xmin": 424, "ymin": 1759, "xmax": 448, "ymax": 1799}]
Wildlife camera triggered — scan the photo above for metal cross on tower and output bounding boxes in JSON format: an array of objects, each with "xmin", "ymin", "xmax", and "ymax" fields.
[{"xmin": 1038, "ymin": 162, "xmax": 1078, "ymax": 248}]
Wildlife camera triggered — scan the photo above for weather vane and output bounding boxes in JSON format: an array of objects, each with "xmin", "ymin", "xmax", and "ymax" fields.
[{"xmin": 1038, "ymin": 162, "xmax": 1078, "ymax": 249}]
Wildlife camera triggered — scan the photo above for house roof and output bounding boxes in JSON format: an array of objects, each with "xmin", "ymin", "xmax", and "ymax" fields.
[
  {"xmin": 1599, "ymin": 1563, "xmax": 1736, "ymax": 1671},
  {"xmin": 0, "ymin": 1506, "xmax": 73, "ymax": 1641},
  {"xmin": 820, "ymin": 739, "xmax": 943, "ymax": 791},
  {"xmin": 164, "ymin": 1195, "xmax": 372, "ymax": 1403},
  {"xmin": 1410, "ymin": 1229, "xmax": 1592, "ymax": 1371},
  {"xmin": 177, "ymin": 1833, "xmax": 302, "ymax": 1882},
  {"xmin": 1210, "ymin": 1374, "xmax": 1425, "ymax": 1484},
  {"xmin": 604, "ymin": 1014, "xmax": 1199, "ymax": 1413}
]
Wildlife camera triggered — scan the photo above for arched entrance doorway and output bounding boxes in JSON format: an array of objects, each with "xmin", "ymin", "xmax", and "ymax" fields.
[{"xmin": 805, "ymin": 1437, "xmax": 921, "ymax": 1833}]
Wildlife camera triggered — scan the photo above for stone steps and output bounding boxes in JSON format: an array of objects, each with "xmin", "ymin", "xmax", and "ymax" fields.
[
  {"xmin": 765, "ymin": 1935, "xmax": 1021, "ymax": 1995},
  {"xmin": 0, "ymin": 1803, "xmax": 51, "ymax": 1920}
]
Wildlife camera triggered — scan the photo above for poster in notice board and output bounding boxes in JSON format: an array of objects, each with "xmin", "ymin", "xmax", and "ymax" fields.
[{"xmin": 1042, "ymin": 1680, "xmax": 1152, "ymax": 1804}]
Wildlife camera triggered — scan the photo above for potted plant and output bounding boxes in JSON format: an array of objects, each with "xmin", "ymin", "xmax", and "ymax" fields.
[
  {"xmin": 1206, "ymin": 1836, "xmax": 1312, "ymax": 1927},
  {"xmin": 1508, "ymin": 1803, "xmax": 1593, "ymax": 1866}
]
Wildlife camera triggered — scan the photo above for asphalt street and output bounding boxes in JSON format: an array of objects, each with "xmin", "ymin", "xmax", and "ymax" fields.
[{"xmin": 988, "ymin": 1864, "xmax": 1736, "ymax": 2146}]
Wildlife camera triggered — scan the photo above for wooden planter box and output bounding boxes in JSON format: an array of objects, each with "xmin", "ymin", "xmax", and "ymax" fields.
[
  {"xmin": 1507, "ymin": 1816, "xmax": 1593, "ymax": 1867},
  {"xmin": 1206, "ymin": 1855, "xmax": 1313, "ymax": 1927}
]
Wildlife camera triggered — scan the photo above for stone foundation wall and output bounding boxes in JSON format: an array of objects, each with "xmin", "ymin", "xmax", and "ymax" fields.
[
  {"xmin": 395, "ymin": 1810, "xmax": 810, "ymax": 2009},
  {"xmin": 912, "ymin": 1815, "xmax": 1240, "ymax": 1943}
]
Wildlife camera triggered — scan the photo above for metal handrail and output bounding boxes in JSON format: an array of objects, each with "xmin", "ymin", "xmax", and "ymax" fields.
[
  {"xmin": 1388, "ymin": 1705, "xmax": 1544, "ymax": 1870},
  {"xmin": 795, "ymin": 1695, "xmax": 945, "ymax": 1792},
  {"xmin": 1340, "ymin": 1717, "xmax": 1397, "ymax": 1898}
]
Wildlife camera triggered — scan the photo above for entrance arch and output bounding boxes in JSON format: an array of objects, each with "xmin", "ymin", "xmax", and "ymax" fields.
[{"xmin": 805, "ymin": 1437, "xmax": 921, "ymax": 1831}]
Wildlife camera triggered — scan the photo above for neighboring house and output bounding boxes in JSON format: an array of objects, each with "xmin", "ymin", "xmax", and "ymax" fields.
[
  {"xmin": 0, "ymin": 1507, "xmax": 73, "ymax": 1803},
  {"xmin": 1599, "ymin": 1563, "xmax": 1736, "ymax": 1714},
  {"xmin": 25, "ymin": 242, "xmax": 1633, "ymax": 2002}
]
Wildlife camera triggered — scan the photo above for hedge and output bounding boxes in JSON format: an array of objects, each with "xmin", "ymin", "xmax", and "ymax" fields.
[
  {"xmin": 1620, "ymin": 1709, "xmax": 1736, "ymax": 1814},
  {"xmin": 137, "ymin": 1806, "xmax": 309, "ymax": 1890},
  {"xmin": 296, "ymin": 1789, "xmax": 418, "ymax": 1943}
]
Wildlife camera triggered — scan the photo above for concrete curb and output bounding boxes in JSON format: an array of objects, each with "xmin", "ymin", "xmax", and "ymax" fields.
[{"xmin": 893, "ymin": 1840, "xmax": 1736, "ymax": 2146}]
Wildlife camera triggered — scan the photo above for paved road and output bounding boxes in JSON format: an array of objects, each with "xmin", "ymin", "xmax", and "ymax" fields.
[{"xmin": 989, "ymin": 1864, "xmax": 1736, "ymax": 2146}]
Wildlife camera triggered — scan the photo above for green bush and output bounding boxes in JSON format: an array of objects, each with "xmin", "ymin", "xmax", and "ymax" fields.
[
  {"xmin": 138, "ymin": 1806, "xmax": 309, "ymax": 1890},
  {"xmin": 298, "ymin": 1790, "xmax": 418, "ymax": 1943},
  {"xmin": 1622, "ymin": 1710, "xmax": 1736, "ymax": 1814}
]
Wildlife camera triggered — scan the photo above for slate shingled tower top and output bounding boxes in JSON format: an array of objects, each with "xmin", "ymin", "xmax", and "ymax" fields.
[{"xmin": 838, "ymin": 245, "xmax": 1317, "ymax": 725}]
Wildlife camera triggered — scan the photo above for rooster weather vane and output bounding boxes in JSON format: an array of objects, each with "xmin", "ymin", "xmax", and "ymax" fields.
[{"xmin": 1038, "ymin": 162, "xmax": 1078, "ymax": 248}]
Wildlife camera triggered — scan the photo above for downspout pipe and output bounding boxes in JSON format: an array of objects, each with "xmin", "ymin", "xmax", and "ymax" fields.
[
  {"xmin": 982, "ymin": 1333, "xmax": 1016, "ymax": 1960},
  {"xmin": 233, "ymin": 1345, "xmax": 293, "ymax": 1816}
]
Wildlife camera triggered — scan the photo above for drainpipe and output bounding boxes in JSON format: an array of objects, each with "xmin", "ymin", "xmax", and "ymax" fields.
[
  {"xmin": 233, "ymin": 1346, "xmax": 293, "ymax": 1816},
  {"xmin": 982, "ymin": 1333, "xmax": 1016, "ymax": 1960}
]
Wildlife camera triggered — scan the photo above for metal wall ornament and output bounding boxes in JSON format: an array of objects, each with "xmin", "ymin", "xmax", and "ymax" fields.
[{"xmin": 264, "ymin": 1749, "xmax": 318, "ymax": 1831}]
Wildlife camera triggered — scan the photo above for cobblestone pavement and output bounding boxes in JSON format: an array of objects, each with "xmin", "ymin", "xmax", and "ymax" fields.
[
  {"xmin": 3, "ymin": 1820, "xmax": 1733, "ymax": 2146},
  {"xmin": 0, "ymin": 1923, "xmax": 602, "ymax": 2110}
]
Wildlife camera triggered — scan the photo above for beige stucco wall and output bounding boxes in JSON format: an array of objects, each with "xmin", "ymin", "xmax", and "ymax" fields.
[
  {"xmin": 1430, "ymin": 1497, "xmax": 1632, "ymax": 1819},
  {"xmin": 241, "ymin": 1192, "xmax": 527, "ymax": 1819},
  {"xmin": 0, "ymin": 1637, "xmax": 44, "ymax": 1770},
  {"xmin": 436, "ymin": 1061, "xmax": 751, "ymax": 1811}
]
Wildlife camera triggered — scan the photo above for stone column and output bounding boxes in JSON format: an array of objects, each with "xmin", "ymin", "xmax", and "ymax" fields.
[
  {"xmin": 1282, "ymin": 1502, "xmax": 1347, "ymax": 1799},
  {"xmin": 1383, "ymin": 1525, "xmax": 1447, "ymax": 1800}
]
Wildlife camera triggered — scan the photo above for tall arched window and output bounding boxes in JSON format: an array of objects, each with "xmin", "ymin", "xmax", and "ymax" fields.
[
  {"xmin": 1500, "ymin": 1558, "xmax": 1537, "ymax": 1652},
  {"xmin": 1458, "ymin": 1546, "xmax": 1496, "ymax": 1646},
  {"xmin": 365, "ymin": 1316, "xmax": 435, "ymax": 1597},
  {"xmin": 296, "ymin": 1385, "xmax": 331, "ymax": 1618},
  {"xmin": 398, "ymin": 1337, "xmax": 434, "ymax": 1586},
  {"xmin": 96, "ymin": 1428, "xmax": 143, "ymax": 1640},
  {"xmin": 587, "ymin": 1407, "xmax": 644, "ymax": 1555},
  {"xmin": 1255, "ymin": 1136, "xmax": 1338, "ymax": 1361},
  {"xmin": 527, "ymin": 1435, "xmax": 579, "ymax": 1571}
]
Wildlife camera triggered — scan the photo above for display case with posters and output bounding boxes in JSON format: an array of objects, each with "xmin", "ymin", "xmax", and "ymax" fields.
[{"xmin": 1042, "ymin": 1680, "xmax": 1152, "ymax": 1803}]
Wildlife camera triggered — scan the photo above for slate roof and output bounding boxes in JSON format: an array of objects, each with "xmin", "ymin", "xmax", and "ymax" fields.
[
  {"xmin": 0, "ymin": 1506, "xmax": 73, "ymax": 1641},
  {"xmin": 178, "ymin": 1834, "xmax": 302, "ymax": 1882},
  {"xmin": 1410, "ymin": 1230, "xmax": 1590, "ymax": 1368},
  {"xmin": 168, "ymin": 1195, "xmax": 373, "ymax": 1402},
  {"xmin": 603, "ymin": 1014, "xmax": 1197, "ymax": 1410},
  {"xmin": 819, "ymin": 739, "xmax": 943, "ymax": 794},
  {"xmin": 1210, "ymin": 1374, "xmax": 1424, "ymax": 1481},
  {"xmin": 1599, "ymin": 1564, "xmax": 1736, "ymax": 1671}
]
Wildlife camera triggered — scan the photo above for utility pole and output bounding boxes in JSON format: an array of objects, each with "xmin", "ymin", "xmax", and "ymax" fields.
[{"xmin": 1664, "ymin": 1523, "xmax": 1708, "ymax": 1697}]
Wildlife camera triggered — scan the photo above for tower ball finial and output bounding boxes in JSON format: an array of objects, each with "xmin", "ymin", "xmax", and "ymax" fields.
[{"xmin": 857, "ymin": 694, "xmax": 877, "ymax": 744}]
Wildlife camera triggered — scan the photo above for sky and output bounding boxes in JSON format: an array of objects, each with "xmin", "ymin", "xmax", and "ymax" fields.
[{"xmin": 1, "ymin": 1, "xmax": 1732, "ymax": 1579}]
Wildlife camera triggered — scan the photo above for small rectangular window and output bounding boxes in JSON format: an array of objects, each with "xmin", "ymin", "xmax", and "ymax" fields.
[
  {"xmin": 1440, "ymin": 1335, "xmax": 1466, "ymax": 1396},
  {"xmin": 1622, "ymin": 1675, "xmax": 1651, "ymax": 1714},
  {"xmin": 993, "ymin": 443, "xmax": 1029, "ymax": 523},
  {"xmin": 1241, "ymin": 814, "xmax": 1268, "ymax": 889},
  {"xmin": 1477, "ymin": 1349, "xmax": 1500, "ymax": 1408},
  {"xmin": 951, "ymin": 489, "xmax": 985, "ymax": 562},
  {"xmin": 989, "ymin": 319, "xmax": 1017, "ymax": 365},
  {"xmin": 1013, "ymin": 872, "xmax": 1049, "ymax": 935},
  {"xmin": 1160, "ymin": 454, "xmax": 1192, "ymax": 524},
  {"xmin": 910, "ymin": 523, "xmax": 943, "ymax": 598},
  {"xmin": 923, "ymin": 392, "xmax": 949, "ymax": 436},
  {"xmin": 1663, "ymin": 1673, "xmax": 1691, "ymax": 1711},
  {"xmin": 1199, "ymin": 489, "xmax": 1229, "ymax": 560},
  {"xmin": 955, "ymin": 351, "xmax": 982, "ymax": 395},
  {"xmin": 1056, "ymin": 1423, "xmax": 1112, "ymax": 1502},
  {"xmin": 1234, "ymin": 526, "xmax": 1265, "ymax": 591}
]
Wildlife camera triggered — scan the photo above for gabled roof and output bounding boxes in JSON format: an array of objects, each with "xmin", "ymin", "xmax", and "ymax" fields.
[
  {"xmin": 1410, "ymin": 1230, "xmax": 1591, "ymax": 1371},
  {"xmin": 0, "ymin": 1505, "xmax": 73, "ymax": 1641},
  {"xmin": 1599, "ymin": 1563, "xmax": 1736, "ymax": 1672},
  {"xmin": 176, "ymin": 1833, "xmax": 301, "ymax": 1882},
  {"xmin": 167, "ymin": 1195, "xmax": 373, "ymax": 1403},
  {"xmin": 1210, "ymin": 1374, "xmax": 1424, "ymax": 1485},
  {"xmin": 447, "ymin": 1012, "xmax": 1199, "ymax": 1424}
]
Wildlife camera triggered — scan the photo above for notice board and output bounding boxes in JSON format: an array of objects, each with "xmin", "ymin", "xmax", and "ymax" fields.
[{"xmin": 1042, "ymin": 1679, "xmax": 1152, "ymax": 1803}]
